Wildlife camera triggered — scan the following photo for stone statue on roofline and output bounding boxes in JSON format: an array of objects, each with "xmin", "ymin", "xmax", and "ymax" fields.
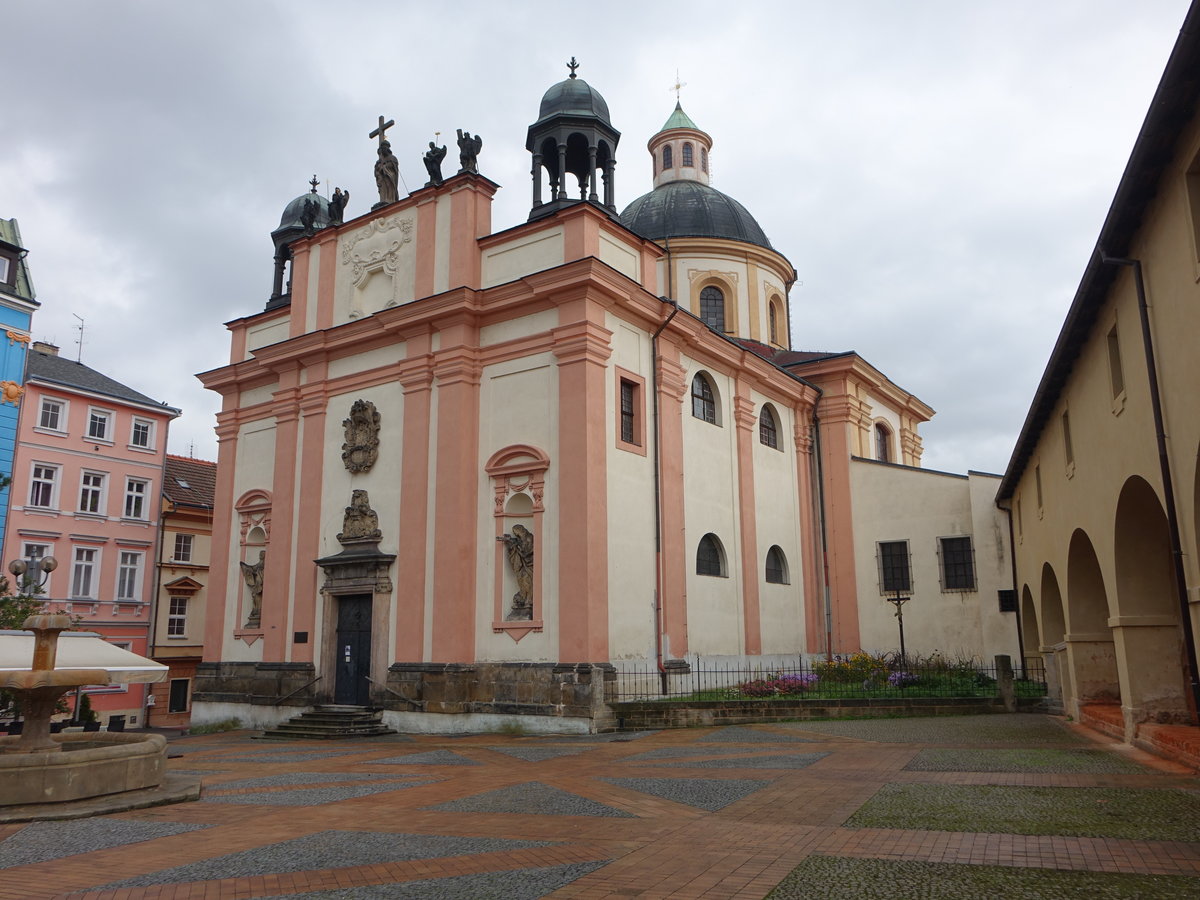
[
  {"xmin": 423, "ymin": 141, "xmax": 447, "ymax": 186},
  {"xmin": 457, "ymin": 129, "xmax": 482, "ymax": 175}
]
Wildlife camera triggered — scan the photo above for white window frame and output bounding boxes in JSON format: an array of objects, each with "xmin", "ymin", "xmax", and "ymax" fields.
[
  {"xmin": 86, "ymin": 407, "xmax": 114, "ymax": 443},
  {"xmin": 70, "ymin": 547, "xmax": 100, "ymax": 600},
  {"xmin": 129, "ymin": 417, "xmax": 155, "ymax": 450},
  {"xmin": 78, "ymin": 470, "xmax": 107, "ymax": 516},
  {"xmin": 172, "ymin": 533, "xmax": 194, "ymax": 563},
  {"xmin": 38, "ymin": 398, "xmax": 66, "ymax": 433},
  {"xmin": 28, "ymin": 463, "xmax": 60, "ymax": 509},
  {"xmin": 0, "ymin": 256, "xmax": 9, "ymax": 283},
  {"xmin": 115, "ymin": 550, "xmax": 143, "ymax": 602},
  {"xmin": 167, "ymin": 596, "xmax": 188, "ymax": 638},
  {"xmin": 123, "ymin": 478, "xmax": 149, "ymax": 520}
]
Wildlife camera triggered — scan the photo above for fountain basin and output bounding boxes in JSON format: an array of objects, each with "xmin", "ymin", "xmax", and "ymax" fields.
[{"xmin": 0, "ymin": 732, "xmax": 167, "ymax": 806}]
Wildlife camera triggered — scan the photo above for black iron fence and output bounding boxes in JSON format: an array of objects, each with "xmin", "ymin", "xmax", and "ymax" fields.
[{"xmin": 610, "ymin": 657, "xmax": 1048, "ymax": 703}]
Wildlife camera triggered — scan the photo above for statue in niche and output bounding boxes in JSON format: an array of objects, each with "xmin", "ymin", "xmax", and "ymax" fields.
[
  {"xmin": 374, "ymin": 140, "xmax": 400, "ymax": 206},
  {"xmin": 423, "ymin": 141, "xmax": 447, "ymax": 186},
  {"xmin": 456, "ymin": 128, "xmax": 482, "ymax": 175},
  {"xmin": 328, "ymin": 187, "xmax": 350, "ymax": 225},
  {"xmin": 341, "ymin": 399, "xmax": 381, "ymax": 473},
  {"xmin": 338, "ymin": 489, "xmax": 383, "ymax": 544},
  {"xmin": 240, "ymin": 550, "xmax": 265, "ymax": 628},
  {"xmin": 498, "ymin": 525, "xmax": 534, "ymax": 620}
]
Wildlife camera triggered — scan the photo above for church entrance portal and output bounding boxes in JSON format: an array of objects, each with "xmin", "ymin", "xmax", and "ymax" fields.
[{"xmin": 335, "ymin": 595, "xmax": 372, "ymax": 706}]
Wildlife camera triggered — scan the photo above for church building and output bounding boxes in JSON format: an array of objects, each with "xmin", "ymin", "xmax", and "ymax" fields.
[{"xmin": 194, "ymin": 66, "xmax": 1017, "ymax": 732}]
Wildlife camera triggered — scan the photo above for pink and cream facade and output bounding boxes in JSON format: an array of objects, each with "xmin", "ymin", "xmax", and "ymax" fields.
[
  {"xmin": 193, "ymin": 72, "xmax": 1016, "ymax": 731},
  {"xmin": 3, "ymin": 342, "xmax": 178, "ymax": 726}
]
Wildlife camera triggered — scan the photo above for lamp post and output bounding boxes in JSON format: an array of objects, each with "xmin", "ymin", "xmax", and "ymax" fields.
[{"xmin": 8, "ymin": 555, "xmax": 59, "ymax": 596}]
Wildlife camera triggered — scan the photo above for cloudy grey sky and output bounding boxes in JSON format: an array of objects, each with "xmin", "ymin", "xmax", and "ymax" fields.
[{"xmin": 3, "ymin": 0, "xmax": 1191, "ymax": 475}]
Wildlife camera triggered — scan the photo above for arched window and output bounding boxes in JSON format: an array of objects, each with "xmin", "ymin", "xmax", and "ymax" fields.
[
  {"xmin": 691, "ymin": 373, "xmax": 717, "ymax": 424},
  {"xmin": 874, "ymin": 423, "xmax": 892, "ymax": 463},
  {"xmin": 759, "ymin": 405, "xmax": 779, "ymax": 449},
  {"xmin": 697, "ymin": 533, "xmax": 726, "ymax": 576},
  {"xmin": 682, "ymin": 142, "xmax": 694, "ymax": 167},
  {"xmin": 663, "ymin": 145, "xmax": 673, "ymax": 169},
  {"xmin": 769, "ymin": 303, "xmax": 778, "ymax": 344},
  {"xmin": 765, "ymin": 546, "xmax": 789, "ymax": 584},
  {"xmin": 701, "ymin": 147, "xmax": 708, "ymax": 172},
  {"xmin": 699, "ymin": 285, "xmax": 725, "ymax": 332}
]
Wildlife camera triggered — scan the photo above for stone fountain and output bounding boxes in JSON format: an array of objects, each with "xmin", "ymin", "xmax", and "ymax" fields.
[{"xmin": 1, "ymin": 599, "xmax": 179, "ymax": 815}]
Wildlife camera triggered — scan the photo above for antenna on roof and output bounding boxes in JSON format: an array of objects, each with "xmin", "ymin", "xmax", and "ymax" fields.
[
  {"xmin": 188, "ymin": 440, "xmax": 195, "ymax": 458},
  {"xmin": 72, "ymin": 314, "xmax": 84, "ymax": 362}
]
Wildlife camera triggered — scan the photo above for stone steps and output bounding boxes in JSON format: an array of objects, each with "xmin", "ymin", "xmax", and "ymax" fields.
[{"xmin": 257, "ymin": 705, "xmax": 396, "ymax": 740}]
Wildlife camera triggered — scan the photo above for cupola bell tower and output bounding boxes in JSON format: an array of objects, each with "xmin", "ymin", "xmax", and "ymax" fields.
[{"xmin": 526, "ymin": 58, "xmax": 621, "ymax": 221}]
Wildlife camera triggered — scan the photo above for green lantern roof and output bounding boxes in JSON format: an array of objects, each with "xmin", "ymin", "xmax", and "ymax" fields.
[{"xmin": 659, "ymin": 102, "xmax": 699, "ymax": 133}]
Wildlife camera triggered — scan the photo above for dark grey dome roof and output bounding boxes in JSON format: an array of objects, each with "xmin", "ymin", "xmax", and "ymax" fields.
[
  {"xmin": 620, "ymin": 180, "xmax": 773, "ymax": 250},
  {"xmin": 536, "ymin": 76, "xmax": 612, "ymax": 126},
  {"xmin": 274, "ymin": 191, "xmax": 330, "ymax": 237}
]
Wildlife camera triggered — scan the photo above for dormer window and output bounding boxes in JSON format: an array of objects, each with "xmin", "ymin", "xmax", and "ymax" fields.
[
  {"xmin": 682, "ymin": 142, "xmax": 694, "ymax": 167},
  {"xmin": 663, "ymin": 145, "xmax": 673, "ymax": 169},
  {"xmin": 0, "ymin": 255, "xmax": 10, "ymax": 284}
]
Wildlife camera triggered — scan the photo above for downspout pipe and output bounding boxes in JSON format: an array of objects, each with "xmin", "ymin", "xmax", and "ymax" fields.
[
  {"xmin": 1002, "ymin": 504, "xmax": 1026, "ymax": 679},
  {"xmin": 651, "ymin": 292, "xmax": 680, "ymax": 692},
  {"xmin": 808, "ymin": 394, "xmax": 833, "ymax": 661},
  {"xmin": 1100, "ymin": 253, "xmax": 1200, "ymax": 719}
]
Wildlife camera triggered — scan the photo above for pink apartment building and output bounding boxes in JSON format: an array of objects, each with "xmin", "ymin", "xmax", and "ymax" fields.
[{"xmin": 3, "ymin": 342, "xmax": 179, "ymax": 726}]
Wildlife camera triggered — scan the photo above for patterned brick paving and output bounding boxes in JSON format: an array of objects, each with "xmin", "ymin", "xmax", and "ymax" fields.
[{"xmin": 0, "ymin": 715, "xmax": 1195, "ymax": 898}]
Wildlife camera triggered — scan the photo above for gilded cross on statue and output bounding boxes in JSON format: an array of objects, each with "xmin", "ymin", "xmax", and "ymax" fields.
[
  {"xmin": 370, "ymin": 115, "xmax": 395, "ymax": 148},
  {"xmin": 672, "ymin": 70, "xmax": 691, "ymax": 101}
]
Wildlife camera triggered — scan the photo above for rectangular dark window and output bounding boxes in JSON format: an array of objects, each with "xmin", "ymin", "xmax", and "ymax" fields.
[
  {"xmin": 168, "ymin": 678, "xmax": 189, "ymax": 713},
  {"xmin": 620, "ymin": 379, "xmax": 636, "ymax": 444},
  {"xmin": 998, "ymin": 589, "xmax": 1017, "ymax": 613},
  {"xmin": 39, "ymin": 399, "xmax": 63, "ymax": 431},
  {"xmin": 878, "ymin": 541, "xmax": 911, "ymax": 593},
  {"xmin": 939, "ymin": 536, "xmax": 976, "ymax": 591}
]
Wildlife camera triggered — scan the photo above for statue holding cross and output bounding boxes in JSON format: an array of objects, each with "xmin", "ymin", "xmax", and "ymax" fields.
[{"xmin": 371, "ymin": 115, "xmax": 400, "ymax": 208}]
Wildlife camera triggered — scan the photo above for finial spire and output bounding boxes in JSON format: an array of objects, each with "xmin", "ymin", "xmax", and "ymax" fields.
[
  {"xmin": 670, "ymin": 69, "xmax": 687, "ymax": 102},
  {"xmin": 567, "ymin": 56, "xmax": 579, "ymax": 79},
  {"xmin": 309, "ymin": 175, "xmax": 319, "ymax": 194}
]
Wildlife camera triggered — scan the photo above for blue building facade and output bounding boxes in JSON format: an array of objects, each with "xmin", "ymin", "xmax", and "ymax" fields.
[{"xmin": 0, "ymin": 218, "xmax": 39, "ymax": 553}]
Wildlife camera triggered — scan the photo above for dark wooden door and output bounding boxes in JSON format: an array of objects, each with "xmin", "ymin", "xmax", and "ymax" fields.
[{"xmin": 335, "ymin": 595, "xmax": 372, "ymax": 706}]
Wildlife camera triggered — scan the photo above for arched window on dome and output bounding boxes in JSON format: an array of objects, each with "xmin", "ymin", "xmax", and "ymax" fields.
[
  {"xmin": 696, "ymin": 533, "xmax": 727, "ymax": 577},
  {"xmin": 691, "ymin": 373, "xmax": 718, "ymax": 425},
  {"xmin": 700, "ymin": 285, "xmax": 726, "ymax": 332},
  {"xmin": 701, "ymin": 147, "xmax": 709, "ymax": 173},
  {"xmin": 769, "ymin": 303, "xmax": 778, "ymax": 344},
  {"xmin": 682, "ymin": 142, "xmax": 694, "ymax": 167},
  {"xmin": 875, "ymin": 423, "xmax": 893, "ymax": 463},
  {"xmin": 759, "ymin": 405, "xmax": 779, "ymax": 449},
  {"xmin": 662, "ymin": 145, "xmax": 673, "ymax": 169}
]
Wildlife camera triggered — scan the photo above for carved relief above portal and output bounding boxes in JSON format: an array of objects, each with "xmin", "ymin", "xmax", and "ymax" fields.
[
  {"xmin": 337, "ymin": 489, "xmax": 383, "ymax": 545},
  {"xmin": 341, "ymin": 399, "xmax": 381, "ymax": 474}
]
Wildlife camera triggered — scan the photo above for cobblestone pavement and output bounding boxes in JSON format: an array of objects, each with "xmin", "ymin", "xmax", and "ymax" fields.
[{"xmin": 0, "ymin": 713, "xmax": 1197, "ymax": 899}]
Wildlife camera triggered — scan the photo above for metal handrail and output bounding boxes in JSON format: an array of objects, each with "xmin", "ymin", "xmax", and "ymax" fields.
[{"xmin": 273, "ymin": 675, "xmax": 322, "ymax": 706}]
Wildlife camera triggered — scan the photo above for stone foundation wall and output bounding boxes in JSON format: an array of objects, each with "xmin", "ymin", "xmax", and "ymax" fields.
[
  {"xmin": 384, "ymin": 663, "xmax": 616, "ymax": 725},
  {"xmin": 192, "ymin": 661, "xmax": 617, "ymax": 730},
  {"xmin": 193, "ymin": 662, "xmax": 319, "ymax": 707}
]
